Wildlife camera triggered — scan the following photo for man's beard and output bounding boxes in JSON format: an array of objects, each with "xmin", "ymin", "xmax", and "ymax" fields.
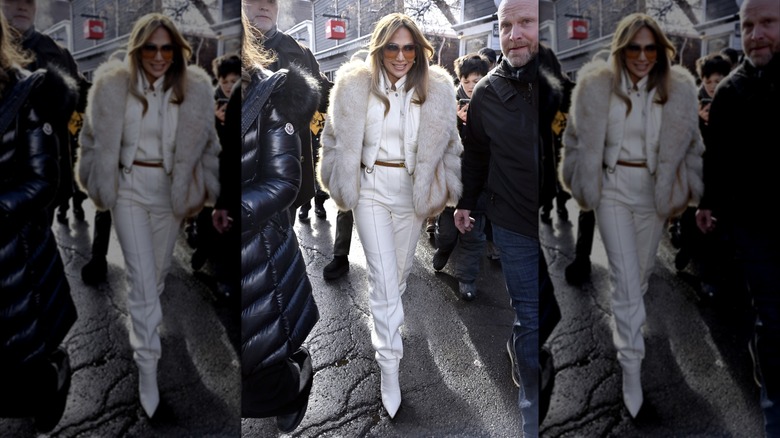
[{"xmin": 505, "ymin": 44, "xmax": 538, "ymax": 68}]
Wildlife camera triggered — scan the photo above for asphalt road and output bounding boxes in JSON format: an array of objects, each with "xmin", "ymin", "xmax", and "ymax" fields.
[
  {"xmin": 244, "ymin": 199, "xmax": 765, "ymax": 438},
  {"xmin": 0, "ymin": 201, "xmax": 241, "ymax": 437},
  {"xmin": 0, "ymin": 196, "xmax": 764, "ymax": 437}
]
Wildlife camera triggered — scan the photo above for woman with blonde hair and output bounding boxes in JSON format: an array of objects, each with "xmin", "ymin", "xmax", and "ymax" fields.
[
  {"xmin": 561, "ymin": 13, "xmax": 703, "ymax": 417},
  {"xmin": 78, "ymin": 13, "xmax": 220, "ymax": 418},
  {"xmin": 319, "ymin": 13, "xmax": 462, "ymax": 418}
]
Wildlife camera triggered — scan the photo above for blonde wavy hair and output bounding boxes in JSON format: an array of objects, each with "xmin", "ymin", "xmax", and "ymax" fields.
[{"xmin": 0, "ymin": 10, "xmax": 31, "ymax": 92}]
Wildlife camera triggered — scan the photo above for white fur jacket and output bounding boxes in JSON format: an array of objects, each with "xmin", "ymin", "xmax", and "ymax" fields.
[
  {"xmin": 561, "ymin": 60, "xmax": 704, "ymax": 218},
  {"xmin": 78, "ymin": 60, "xmax": 220, "ymax": 218},
  {"xmin": 318, "ymin": 61, "xmax": 463, "ymax": 218}
]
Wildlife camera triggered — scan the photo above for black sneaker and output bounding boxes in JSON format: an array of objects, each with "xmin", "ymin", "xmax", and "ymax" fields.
[
  {"xmin": 73, "ymin": 204, "xmax": 85, "ymax": 222},
  {"xmin": 564, "ymin": 257, "xmax": 591, "ymax": 286},
  {"xmin": 56, "ymin": 208, "xmax": 68, "ymax": 224},
  {"xmin": 191, "ymin": 249, "xmax": 208, "ymax": 271},
  {"xmin": 674, "ymin": 248, "xmax": 691, "ymax": 271},
  {"xmin": 81, "ymin": 256, "xmax": 108, "ymax": 286},
  {"xmin": 323, "ymin": 255, "xmax": 349, "ymax": 280},
  {"xmin": 506, "ymin": 338, "xmax": 520, "ymax": 388},
  {"xmin": 35, "ymin": 348, "xmax": 71, "ymax": 433},
  {"xmin": 298, "ymin": 204, "xmax": 311, "ymax": 221},
  {"xmin": 314, "ymin": 201, "xmax": 326, "ymax": 219},
  {"xmin": 432, "ymin": 248, "xmax": 452, "ymax": 271}
]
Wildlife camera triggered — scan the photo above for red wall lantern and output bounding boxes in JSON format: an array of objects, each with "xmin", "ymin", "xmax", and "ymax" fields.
[
  {"xmin": 84, "ymin": 19, "xmax": 105, "ymax": 40},
  {"xmin": 326, "ymin": 19, "xmax": 346, "ymax": 40},
  {"xmin": 567, "ymin": 19, "xmax": 588, "ymax": 40}
]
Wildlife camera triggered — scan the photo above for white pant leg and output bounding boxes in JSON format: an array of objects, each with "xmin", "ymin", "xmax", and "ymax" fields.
[
  {"xmin": 354, "ymin": 165, "xmax": 422, "ymax": 364},
  {"xmin": 112, "ymin": 166, "xmax": 180, "ymax": 367},
  {"xmin": 596, "ymin": 166, "xmax": 664, "ymax": 363}
]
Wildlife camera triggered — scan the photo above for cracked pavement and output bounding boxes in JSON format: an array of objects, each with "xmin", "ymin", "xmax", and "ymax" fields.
[
  {"xmin": 245, "ymin": 199, "xmax": 765, "ymax": 437},
  {"xmin": 0, "ymin": 201, "xmax": 240, "ymax": 437}
]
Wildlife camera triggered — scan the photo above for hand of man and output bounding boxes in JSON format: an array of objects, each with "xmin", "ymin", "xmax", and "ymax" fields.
[
  {"xmin": 454, "ymin": 209, "xmax": 474, "ymax": 234},
  {"xmin": 695, "ymin": 208, "xmax": 716, "ymax": 234},
  {"xmin": 212, "ymin": 209, "xmax": 233, "ymax": 234}
]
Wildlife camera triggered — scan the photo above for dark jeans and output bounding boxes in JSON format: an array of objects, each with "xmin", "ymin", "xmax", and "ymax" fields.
[
  {"xmin": 733, "ymin": 225, "xmax": 780, "ymax": 436},
  {"xmin": 575, "ymin": 209, "xmax": 596, "ymax": 259},
  {"xmin": 333, "ymin": 209, "xmax": 354, "ymax": 257},
  {"xmin": 435, "ymin": 206, "xmax": 486, "ymax": 283},
  {"xmin": 92, "ymin": 210, "xmax": 112, "ymax": 258},
  {"xmin": 493, "ymin": 224, "xmax": 539, "ymax": 437}
]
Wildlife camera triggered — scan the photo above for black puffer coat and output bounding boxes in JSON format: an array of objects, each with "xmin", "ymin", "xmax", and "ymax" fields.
[
  {"xmin": 241, "ymin": 65, "xmax": 320, "ymax": 377},
  {"xmin": 0, "ymin": 67, "xmax": 78, "ymax": 371}
]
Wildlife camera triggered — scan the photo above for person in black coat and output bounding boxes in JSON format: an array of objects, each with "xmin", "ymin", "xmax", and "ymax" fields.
[
  {"xmin": 243, "ymin": 0, "xmax": 331, "ymax": 222},
  {"xmin": 239, "ymin": 14, "xmax": 320, "ymax": 433},
  {"xmin": 2, "ymin": 0, "xmax": 90, "ymax": 224},
  {"xmin": 0, "ymin": 11, "xmax": 78, "ymax": 432}
]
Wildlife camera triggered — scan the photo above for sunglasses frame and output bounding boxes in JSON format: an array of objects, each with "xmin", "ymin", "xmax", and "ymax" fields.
[
  {"xmin": 624, "ymin": 43, "xmax": 658, "ymax": 61},
  {"xmin": 141, "ymin": 43, "xmax": 175, "ymax": 61},
  {"xmin": 383, "ymin": 43, "xmax": 417, "ymax": 60}
]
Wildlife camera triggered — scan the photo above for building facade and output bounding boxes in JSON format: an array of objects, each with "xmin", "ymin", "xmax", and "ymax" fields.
[{"xmin": 38, "ymin": 0, "xmax": 241, "ymax": 80}]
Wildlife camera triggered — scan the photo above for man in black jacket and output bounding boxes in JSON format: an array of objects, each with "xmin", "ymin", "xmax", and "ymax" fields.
[
  {"xmin": 696, "ymin": 0, "xmax": 780, "ymax": 433},
  {"xmin": 244, "ymin": 0, "xmax": 331, "ymax": 222},
  {"xmin": 454, "ymin": 0, "xmax": 559, "ymax": 435}
]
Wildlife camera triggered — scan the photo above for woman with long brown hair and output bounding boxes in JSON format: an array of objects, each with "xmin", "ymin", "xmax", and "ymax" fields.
[
  {"xmin": 78, "ymin": 13, "xmax": 220, "ymax": 418},
  {"xmin": 562, "ymin": 13, "xmax": 704, "ymax": 417},
  {"xmin": 319, "ymin": 13, "xmax": 462, "ymax": 418}
]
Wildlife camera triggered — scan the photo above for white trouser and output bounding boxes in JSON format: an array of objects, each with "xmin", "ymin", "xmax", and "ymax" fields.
[
  {"xmin": 595, "ymin": 165, "xmax": 665, "ymax": 365},
  {"xmin": 353, "ymin": 165, "xmax": 424, "ymax": 364},
  {"xmin": 112, "ymin": 165, "xmax": 181, "ymax": 369}
]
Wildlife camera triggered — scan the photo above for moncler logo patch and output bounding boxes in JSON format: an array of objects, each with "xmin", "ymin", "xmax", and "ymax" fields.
[
  {"xmin": 284, "ymin": 123, "xmax": 294, "ymax": 135},
  {"xmin": 43, "ymin": 123, "xmax": 53, "ymax": 135}
]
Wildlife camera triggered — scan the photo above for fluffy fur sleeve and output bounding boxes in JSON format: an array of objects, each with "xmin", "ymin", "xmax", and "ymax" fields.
[
  {"xmin": 654, "ymin": 66, "xmax": 704, "ymax": 218},
  {"xmin": 77, "ymin": 60, "xmax": 128, "ymax": 210},
  {"xmin": 560, "ymin": 60, "xmax": 612, "ymax": 211},
  {"xmin": 317, "ymin": 61, "xmax": 370, "ymax": 211},
  {"xmin": 411, "ymin": 65, "xmax": 463, "ymax": 218}
]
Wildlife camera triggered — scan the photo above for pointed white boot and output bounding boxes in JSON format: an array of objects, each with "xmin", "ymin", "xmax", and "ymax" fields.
[
  {"xmin": 378, "ymin": 360, "xmax": 401, "ymax": 418},
  {"xmin": 621, "ymin": 359, "xmax": 643, "ymax": 418},
  {"xmin": 138, "ymin": 362, "xmax": 159, "ymax": 418}
]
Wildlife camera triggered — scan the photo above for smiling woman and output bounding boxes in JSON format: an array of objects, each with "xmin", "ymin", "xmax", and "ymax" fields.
[
  {"xmin": 561, "ymin": 12, "xmax": 704, "ymax": 419},
  {"xmin": 318, "ymin": 12, "xmax": 462, "ymax": 420},
  {"xmin": 77, "ymin": 12, "xmax": 220, "ymax": 420}
]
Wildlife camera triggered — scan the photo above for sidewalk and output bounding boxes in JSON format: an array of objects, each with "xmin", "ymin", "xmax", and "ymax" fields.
[{"xmin": 0, "ymin": 201, "xmax": 241, "ymax": 437}]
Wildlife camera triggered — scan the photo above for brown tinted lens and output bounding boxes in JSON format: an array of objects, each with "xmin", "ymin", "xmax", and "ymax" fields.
[
  {"xmin": 383, "ymin": 43, "xmax": 400, "ymax": 58},
  {"xmin": 141, "ymin": 44, "xmax": 174, "ymax": 60},
  {"xmin": 625, "ymin": 44, "xmax": 657, "ymax": 61}
]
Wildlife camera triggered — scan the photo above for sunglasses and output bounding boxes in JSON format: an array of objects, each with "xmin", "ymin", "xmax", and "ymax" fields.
[
  {"xmin": 624, "ymin": 44, "xmax": 657, "ymax": 61},
  {"xmin": 141, "ymin": 44, "xmax": 175, "ymax": 61},
  {"xmin": 383, "ymin": 43, "xmax": 416, "ymax": 60}
]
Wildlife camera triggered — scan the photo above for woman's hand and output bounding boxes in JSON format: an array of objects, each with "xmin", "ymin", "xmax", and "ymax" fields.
[
  {"xmin": 457, "ymin": 103, "xmax": 469, "ymax": 124},
  {"xmin": 698, "ymin": 102, "xmax": 711, "ymax": 125}
]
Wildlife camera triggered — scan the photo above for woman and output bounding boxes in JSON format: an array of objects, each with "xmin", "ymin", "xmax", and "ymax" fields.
[
  {"xmin": 561, "ymin": 13, "xmax": 704, "ymax": 417},
  {"xmin": 319, "ymin": 13, "xmax": 463, "ymax": 418},
  {"xmin": 239, "ymin": 10, "xmax": 320, "ymax": 433},
  {"xmin": 77, "ymin": 13, "xmax": 220, "ymax": 418},
  {"xmin": 0, "ymin": 10, "xmax": 77, "ymax": 432}
]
